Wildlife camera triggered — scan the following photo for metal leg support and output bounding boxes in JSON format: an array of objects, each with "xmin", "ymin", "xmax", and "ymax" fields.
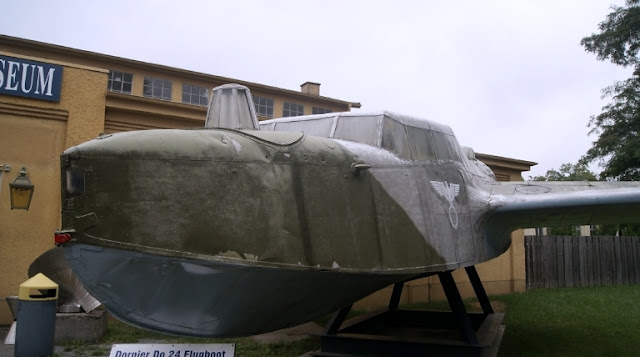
[
  {"xmin": 438, "ymin": 270, "xmax": 479, "ymax": 344},
  {"xmin": 388, "ymin": 282, "xmax": 404, "ymax": 310},
  {"xmin": 316, "ymin": 267, "xmax": 504, "ymax": 356},
  {"xmin": 465, "ymin": 265, "xmax": 494, "ymax": 314},
  {"xmin": 323, "ymin": 304, "xmax": 353, "ymax": 335}
]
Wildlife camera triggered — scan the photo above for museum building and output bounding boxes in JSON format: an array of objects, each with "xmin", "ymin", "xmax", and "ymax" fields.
[{"xmin": 0, "ymin": 35, "xmax": 535, "ymax": 324}]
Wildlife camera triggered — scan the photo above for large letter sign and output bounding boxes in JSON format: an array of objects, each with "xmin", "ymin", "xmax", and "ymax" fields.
[{"xmin": 0, "ymin": 55, "xmax": 63, "ymax": 102}]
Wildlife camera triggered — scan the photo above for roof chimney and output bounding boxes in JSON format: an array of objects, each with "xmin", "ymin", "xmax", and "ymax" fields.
[{"xmin": 301, "ymin": 82, "xmax": 320, "ymax": 96}]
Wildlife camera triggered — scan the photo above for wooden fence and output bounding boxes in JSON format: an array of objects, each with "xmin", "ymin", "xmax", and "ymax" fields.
[{"xmin": 525, "ymin": 235, "xmax": 640, "ymax": 290}]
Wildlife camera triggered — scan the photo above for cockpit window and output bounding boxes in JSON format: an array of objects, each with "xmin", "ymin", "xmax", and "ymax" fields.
[
  {"xmin": 260, "ymin": 122, "xmax": 275, "ymax": 131},
  {"xmin": 431, "ymin": 131, "xmax": 461, "ymax": 161},
  {"xmin": 274, "ymin": 117, "xmax": 334, "ymax": 137},
  {"xmin": 386, "ymin": 122, "xmax": 459, "ymax": 162},
  {"xmin": 445, "ymin": 134, "xmax": 461, "ymax": 161},
  {"xmin": 334, "ymin": 115, "xmax": 379, "ymax": 145},
  {"xmin": 381, "ymin": 117, "xmax": 411, "ymax": 160},
  {"xmin": 406, "ymin": 126, "xmax": 436, "ymax": 161},
  {"xmin": 262, "ymin": 112, "xmax": 462, "ymax": 162}
]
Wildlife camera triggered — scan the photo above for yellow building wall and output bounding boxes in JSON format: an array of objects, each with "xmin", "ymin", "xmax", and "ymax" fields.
[
  {"xmin": 0, "ymin": 58, "xmax": 107, "ymax": 325},
  {"xmin": 103, "ymin": 65, "xmax": 349, "ymax": 123}
]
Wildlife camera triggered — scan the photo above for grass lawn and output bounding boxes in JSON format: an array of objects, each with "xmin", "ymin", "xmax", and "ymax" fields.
[
  {"xmin": 496, "ymin": 284, "xmax": 640, "ymax": 356},
  {"xmin": 58, "ymin": 284, "xmax": 640, "ymax": 356}
]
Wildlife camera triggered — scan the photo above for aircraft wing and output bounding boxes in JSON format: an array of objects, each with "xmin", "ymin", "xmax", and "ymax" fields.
[{"xmin": 480, "ymin": 181, "xmax": 640, "ymax": 257}]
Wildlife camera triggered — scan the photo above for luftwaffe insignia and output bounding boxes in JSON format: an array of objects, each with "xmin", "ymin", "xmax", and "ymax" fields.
[{"xmin": 430, "ymin": 181, "xmax": 460, "ymax": 229}]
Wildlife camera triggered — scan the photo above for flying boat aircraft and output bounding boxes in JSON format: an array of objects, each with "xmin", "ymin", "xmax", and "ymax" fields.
[{"xmin": 54, "ymin": 84, "xmax": 640, "ymax": 338}]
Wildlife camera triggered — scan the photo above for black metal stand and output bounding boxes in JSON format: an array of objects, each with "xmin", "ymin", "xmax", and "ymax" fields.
[{"xmin": 311, "ymin": 266, "xmax": 505, "ymax": 357}]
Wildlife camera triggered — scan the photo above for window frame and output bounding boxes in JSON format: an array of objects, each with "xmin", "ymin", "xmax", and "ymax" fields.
[
  {"xmin": 283, "ymin": 102, "xmax": 304, "ymax": 117},
  {"xmin": 182, "ymin": 84, "xmax": 209, "ymax": 106},
  {"xmin": 333, "ymin": 115, "xmax": 380, "ymax": 145},
  {"xmin": 312, "ymin": 107, "xmax": 332, "ymax": 115},
  {"xmin": 143, "ymin": 76, "xmax": 173, "ymax": 101},
  {"xmin": 253, "ymin": 95, "xmax": 275, "ymax": 118},
  {"xmin": 107, "ymin": 70, "xmax": 133, "ymax": 94}
]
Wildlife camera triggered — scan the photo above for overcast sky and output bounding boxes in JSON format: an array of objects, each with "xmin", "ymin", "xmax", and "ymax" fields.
[{"xmin": 1, "ymin": 0, "xmax": 631, "ymax": 178}]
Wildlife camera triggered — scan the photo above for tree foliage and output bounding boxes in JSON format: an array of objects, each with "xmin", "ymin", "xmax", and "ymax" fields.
[
  {"xmin": 580, "ymin": 0, "xmax": 640, "ymax": 181},
  {"xmin": 581, "ymin": 1, "xmax": 640, "ymax": 67},
  {"xmin": 530, "ymin": 162, "xmax": 597, "ymax": 182}
]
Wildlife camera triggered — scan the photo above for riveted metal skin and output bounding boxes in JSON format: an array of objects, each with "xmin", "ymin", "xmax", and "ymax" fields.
[{"xmin": 58, "ymin": 111, "xmax": 640, "ymax": 337}]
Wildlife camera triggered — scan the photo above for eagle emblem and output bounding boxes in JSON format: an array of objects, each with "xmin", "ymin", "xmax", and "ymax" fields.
[{"xmin": 430, "ymin": 181, "xmax": 460, "ymax": 229}]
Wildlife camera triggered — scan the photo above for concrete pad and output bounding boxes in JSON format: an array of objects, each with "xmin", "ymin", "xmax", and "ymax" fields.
[
  {"xmin": 0, "ymin": 344, "xmax": 13, "ymax": 357},
  {"xmin": 0, "ymin": 326, "xmax": 13, "ymax": 357},
  {"xmin": 55, "ymin": 309, "xmax": 107, "ymax": 343}
]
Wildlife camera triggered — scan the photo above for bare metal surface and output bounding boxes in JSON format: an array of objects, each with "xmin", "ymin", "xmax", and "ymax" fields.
[
  {"xmin": 28, "ymin": 248, "xmax": 100, "ymax": 312},
  {"xmin": 4, "ymin": 297, "xmax": 17, "ymax": 319},
  {"xmin": 205, "ymin": 83, "xmax": 259, "ymax": 130},
  {"xmin": 58, "ymin": 101, "xmax": 640, "ymax": 337}
]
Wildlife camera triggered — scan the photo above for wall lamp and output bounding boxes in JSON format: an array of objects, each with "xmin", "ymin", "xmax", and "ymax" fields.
[{"xmin": 10, "ymin": 167, "xmax": 34, "ymax": 210}]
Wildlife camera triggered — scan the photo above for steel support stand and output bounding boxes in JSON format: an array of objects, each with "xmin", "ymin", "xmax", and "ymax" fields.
[
  {"xmin": 466, "ymin": 265, "xmax": 494, "ymax": 314},
  {"xmin": 438, "ymin": 270, "xmax": 479, "ymax": 344},
  {"xmin": 311, "ymin": 266, "xmax": 505, "ymax": 357},
  {"xmin": 388, "ymin": 281, "xmax": 404, "ymax": 310},
  {"xmin": 323, "ymin": 304, "xmax": 353, "ymax": 336}
]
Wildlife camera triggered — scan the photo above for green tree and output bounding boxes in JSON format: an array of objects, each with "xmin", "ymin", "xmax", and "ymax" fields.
[
  {"xmin": 580, "ymin": 0, "xmax": 640, "ymax": 181},
  {"xmin": 530, "ymin": 162, "xmax": 597, "ymax": 182}
]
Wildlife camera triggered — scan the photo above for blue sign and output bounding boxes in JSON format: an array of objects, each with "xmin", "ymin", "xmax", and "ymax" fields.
[{"xmin": 0, "ymin": 55, "xmax": 63, "ymax": 102}]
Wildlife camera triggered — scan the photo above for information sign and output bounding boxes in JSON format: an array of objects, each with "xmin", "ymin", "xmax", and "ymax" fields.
[{"xmin": 109, "ymin": 343, "xmax": 235, "ymax": 357}]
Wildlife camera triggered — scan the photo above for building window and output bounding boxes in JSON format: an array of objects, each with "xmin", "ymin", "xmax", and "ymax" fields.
[
  {"xmin": 283, "ymin": 102, "xmax": 304, "ymax": 117},
  {"xmin": 312, "ymin": 107, "xmax": 332, "ymax": 115},
  {"xmin": 143, "ymin": 76, "xmax": 172, "ymax": 101},
  {"xmin": 253, "ymin": 95, "xmax": 274, "ymax": 118},
  {"xmin": 107, "ymin": 70, "xmax": 133, "ymax": 94},
  {"xmin": 182, "ymin": 84, "xmax": 209, "ymax": 106}
]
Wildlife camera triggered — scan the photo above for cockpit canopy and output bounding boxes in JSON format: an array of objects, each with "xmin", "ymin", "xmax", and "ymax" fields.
[{"xmin": 259, "ymin": 111, "xmax": 462, "ymax": 162}]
